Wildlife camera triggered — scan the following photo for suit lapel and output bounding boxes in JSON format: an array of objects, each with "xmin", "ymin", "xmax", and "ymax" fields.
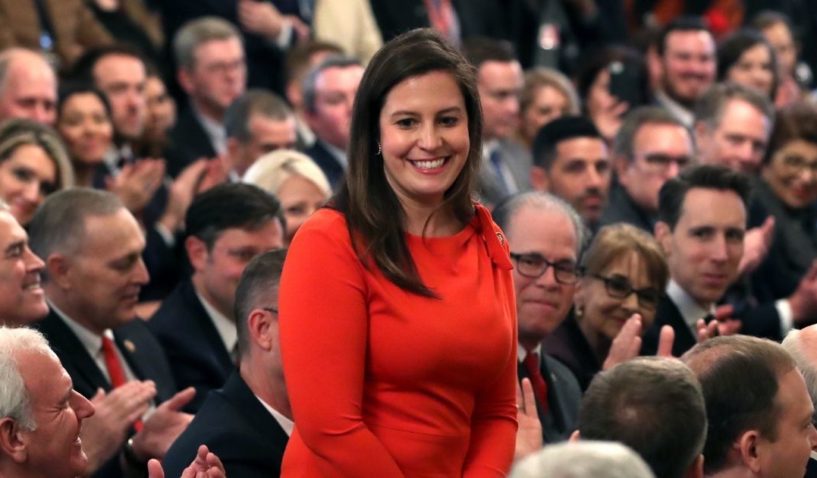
[
  {"xmin": 39, "ymin": 311, "xmax": 111, "ymax": 395},
  {"xmin": 181, "ymin": 280, "xmax": 235, "ymax": 372}
]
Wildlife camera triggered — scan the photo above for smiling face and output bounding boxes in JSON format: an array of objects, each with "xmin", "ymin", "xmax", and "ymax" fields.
[
  {"xmin": 763, "ymin": 139, "xmax": 817, "ymax": 209},
  {"xmin": 696, "ymin": 99, "xmax": 771, "ymax": 175},
  {"xmin": 378, "ymin": 70, "xmax": 470, "ymax": 209},
  {"xmin": 0, "ymin": 144, "xmax": 57, "ymax": 226},
  {"xmin": 727, "ymin": 44, "xmax": 776, "ymax": 98},
  {"xmin": 661, "ymin": 29, "xmax": 717, "ymax": 107},
  {"xmin": 57, "ymin": 92, "xmax": 113, "ymax": 167},
  {"xmin": 17, "ymin": 349, "xmax": 94, "ymax": 478},
  {"xmin": 507, "ymin": 206, "xmax": 578, "ymax": 350},
  {"xmin": 656, "ymin": 188, "xmax": 745, "ymax": 308},
  {"xmin": 0, "ymin": 211, "xmax": 46, "ymax": 325}
]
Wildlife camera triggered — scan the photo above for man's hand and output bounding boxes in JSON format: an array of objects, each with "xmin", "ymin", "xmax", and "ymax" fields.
[
  {"xmin": 238, "ymin": 0, "xmax": 285, "ymax": 39},
  {"xmin": 131, "ymin": 388, "xmax": 195, "ymax": 461},
  {"xmin": 738, "ymin": 217, "xmax": 775, "ymax": 276},
  {"xmin": 80, "ymin": 381, "xmax": 157, "ymax": 473},
  {"xmin": 147, "ymin": 445, "xmax": 226, "ymax": 478},
  {"xmin": 514, "ymin": 378, "xmax": 542, "ymax": 461},
  {"xmin": 106, "ymin": 159, "xmax": 166, "ymax": 214}
]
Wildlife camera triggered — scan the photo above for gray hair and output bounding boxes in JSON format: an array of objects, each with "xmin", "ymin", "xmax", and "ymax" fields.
[
  {"xmin": 510, "ymin": 441, "xmax": 655, "ymax": 478},
  {"xmin": 613, "ymin": 106, "xmax": 693, "ymax": 161},
  {"xmin": 28, "ymin": 188, "xmax": 123, "ymax": 263},
  {"xmin": 693, "ymin": 82, "xmax": 774, "ymax": 131},
  {"xmin": 782, "ymin": 327, "xmax": 817, "ymax": 413},
  {"xmin": 0, "ymin": 48, "xmax": 53, "ymax": 97},
  {"xmin": 301, "ymin": 55, "xmax": 362, "ymax": 113},
  {"xmin": 492, "ymin": 192, "xmax": 587, "ymax": 256},
  {"xmin": 173, "ymin": 16, "xmax": 242, "ymax": 71},
  {"xmin": 521, "ymin": 67, "xmax": 581, "ymax": 116},
  {"xmin": 225, "ymin": 89, "xmax": 293, "ymax": 142},
  {"xmin": 0, "ymin": 327, "xmax": 56, "ymax": 431}
]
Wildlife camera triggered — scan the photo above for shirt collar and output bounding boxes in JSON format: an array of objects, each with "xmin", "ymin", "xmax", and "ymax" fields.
[
  {"xmin": 666, "ymin": 279, "xmax": 715, "ymax": 332},
  {"xmin": 255, "ymin": 394, "xmax": 294, "ymax": 436},
  {"xmin": 49, "ymin": 300, "xmax": 113, "ymax": 358},
  {"xmin": 319, "ymin": 140, "xmax": 347, "ymax": 168},
  {"xmin": 655, "ymin": 90, "xmax": 695, "ymax": 128},
  {"xmin": 517, "ymin": 342, "xmax": 542, "ymax": 363},
  {"xmin": 193, "ymin": 106, "xmax": 227, "ymax": 155},
  {"xmin": 194, "ymin": 289, "xmax": 237, "ymax": 353}
]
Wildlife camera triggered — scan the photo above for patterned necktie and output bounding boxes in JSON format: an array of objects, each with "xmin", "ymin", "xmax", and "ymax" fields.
[{"xmin": 523, "ymin": 351, "xmax": 549, "ymax": 413}]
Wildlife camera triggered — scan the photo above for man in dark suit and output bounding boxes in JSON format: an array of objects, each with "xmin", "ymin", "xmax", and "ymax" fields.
[
  {"xmin": 578, "ymin": 357, "xmax": 706, "ymax": 478},
  {"xmin": 494, "ymin": 191, "xmax": 584, "ymax": 444},
  {"xmin": 530, "ymin": 116, "xmax": 610, "ymax": 233},
  {"xmin": 169, "ymin": 17, "xmax": 247, "ymax": 175},
  {"xmin": 643, "ymin": 165, "xmax": 750, "ymax": 356},
  {"xmin": 599, "ymin": 106, "xmax": 694, "ymax": 233},
  {"xmin": 149, "ymin": 184, "xmax": 284, "ymax": 412},
  {"xmin": 163, "ymin": 249, "xmax": 290, "ymax": 477},
  {"xmin": 302, "ymin": 56, "xmax": 363, "ymax": 189},
  {"xmin": 28, "ymin": 188, "xmax": 193, "ymax": 478}
]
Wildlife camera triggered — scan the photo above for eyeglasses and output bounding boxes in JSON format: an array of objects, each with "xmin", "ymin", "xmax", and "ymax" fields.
[
  {"xmin": 591, "ymin": 273, "xmax": 661, "ymax": 309},
  {"xmin": 510, "ymin": 253, "xmax": 579, "ymax": 285},
  {"xmin": 780, "ymin": 154, "xmax": 817, "ymax": 175},
  {"xmin": 638, "ymin": 153, "xmax": 692, "ymax": 173},
  {"xmin": 262, "ymin": 307, "xmax": 278, "ymax": 315}
]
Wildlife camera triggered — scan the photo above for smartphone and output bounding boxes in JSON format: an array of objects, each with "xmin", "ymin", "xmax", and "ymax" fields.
[{"xmin": 608, "ymin": 61, "xmax": 645, "ymax": 107}]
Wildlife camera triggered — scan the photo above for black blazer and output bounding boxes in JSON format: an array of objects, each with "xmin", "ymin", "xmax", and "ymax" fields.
[
  {"xmin": 642, "ymin": 296, "xmax": 697, "ymax": 357},
  {"xmin": 35, "ymin": 309, "xmax": 177, "ymax": 478},
  {"xmin": 162, "ymin": 371, "xmax": 289, "ymax": 478},
  {"xmin": 305, "ymin": 140, "xmax": 345, "ymax": 190},
  {"xmin": 543, "ymin": 310, "xmax": 600, "ymax": 392},
  {"xmin": 166, "ymin": 107, "xmax": 218, "ymax": 177},
  {"xmin": 517, "ymin": 350, "xmax": 582, "ymax": 443},
  {"xmin": 148, "ymin": 279, "xmax": 235, "ymax": 412},
  {"xmin": 598, "ymin": 182, "xmax": 655, "ymax": 234}
]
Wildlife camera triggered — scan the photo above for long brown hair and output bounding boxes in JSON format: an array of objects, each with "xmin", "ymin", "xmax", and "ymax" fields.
[{"xmin": 333, "ymin": 28, "xmax": 483, "ymax": 297}]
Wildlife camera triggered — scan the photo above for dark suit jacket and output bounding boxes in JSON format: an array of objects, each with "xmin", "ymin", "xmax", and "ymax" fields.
[
  {"xmin": 642, "ymin": 295, "xmax": 697, "ymax": 357},
  {"xmin": 35, "ymin": 309, "xmax": 177, "ymax": 478},
  {"xmin": 166, "ymin": 107, "xmax": 218, "ymax": 177},
  {"xmin": 305, "ymin": 140, "xmax": 344, "ymax": 190},
  {"xmin": 543, "ymin": 310, "xmax": 600, "ymax": 392},
  {"xmin": 598, "ymin": 182, "xmax": 655, "ymax": 234},
  {"xmin": 806, "ymin": 456, "xmax": 817, "ymax": 478},
  {"xmin": 163, "ymin": 371, "xmax": 289, "ymax": 478},
  {"xmin": 148, "ymin": 279, "xmax": 235, "ymax": 412},
  {"xmin": 518, "ymin": 350, "xmax": 581, "ymax": 443}
]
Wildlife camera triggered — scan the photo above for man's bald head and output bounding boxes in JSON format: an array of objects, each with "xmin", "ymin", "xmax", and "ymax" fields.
[{"xmin": 0, "ymin": 49, "xmax": 57, "ymax": 126}]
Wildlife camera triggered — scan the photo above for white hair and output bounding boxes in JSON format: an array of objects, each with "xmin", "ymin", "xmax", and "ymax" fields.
[
  {"xmin": 0, "ymin": 327, "xmax": 55, "ymax": 431},
  {"xmin": 782, "ymin": 327, "xmax": 817, "ymax": 411},
  {"xmin": 510, "ymin": 441, "xmax": 655, "ymax": 478},
  {"xmin": 242, "ymin": 148, "xmax": 332, "ymax": 198}
]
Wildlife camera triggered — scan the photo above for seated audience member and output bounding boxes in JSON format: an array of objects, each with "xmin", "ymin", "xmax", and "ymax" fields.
[
  {"xmin": 577, "ymin": 357, "xmax": 706, "ymax": 478},
  {"xmin": 0, "ymin": 49, "xmax": 58, "ymax": 126},
  {"xmin": 0, "ymin": 118, "xmax": 75, "ymax": 226},
  {"xmin": 283, "ymin": 40, "xmax": 344, "ymax": 150},
  {"xmin": 643, "ymin": 165, "xmax": 749, "ymax": 356},
  {"xmin": 169, "ymin": 17, "xmax": 247, "ymax": 173},
  {"xmin": 517, "ymin": 68, "xmax": 580, "ymax": 149},
  {"xmin": 693, "ymin": 82, "xmax": 773, "ymax": 176},
  {"xmin": 654, "ymin": 17, "xmax": 717, "ymax": 128},
  {"xmin": 575, "ymin": 46, "xmax": 648, "ymax": 143},
  {"xmin": 781, "ymin": 326, "xmax": 817, "ymax": 478},
  {"xmin": 163, "ymin": 250, "xmax": 291, "ymax": 477},
  {"xmin": 302, "ymin": 56, "xmax": 365, "ymax": 189},
  {"xmin": 0, "ymin": 203, "xmax": 48, "ymax": 326},
  {"xmin": 56, "ymin": 85, "xmax": 114, "ymax": 188},
  {"xmin": 510, "ymin": 441, "xmax": 655, "ymax": 478},
  {"xmin": 751, "ymin": 104, "xmax": 817, "ymax": 313},
  {"xmin": 493, "ymin": 192, "xmax": 584, "ymax": 443},
  {"xmin": 683, "ymin": 336, "xmax": 817, "ymax": 478},
  {"xmin": 544, "ymin": 224, "xmax": 669, "ymax": 390},
  {"xmin": 243, "ymin": 149, "xmax": 331, "ymax": 242},
  {"xmin": 0, "ymin": 326, "xmax": 95, "ymax": 478},
  {"xmin": 531, "ymin": 116, "xmax": 610, "ymax": 232},
  {"xmin": 224, "ymin": 90, "xmax": 297, "ymax": 179},
  {"xmin": 140, "ymin": 70, "xmax": 177, "ymax": 158},
  {"xmin": 599, "ymin": 107, "xmax": 694, "ymax": 233},
  {"xmin": 28, "ymin": 188, "xmax": 193, "ymax": 478},
  {"xmin": 86, "ymin": 0, "xmax": 164, "ymax": 68},
  {"xmin": 716, "ymin": 29, "xmax": 778, "ymax": 101},
  {"xmin": 149, "ymin": 184, "xmax": 284, "ymax": 412},
  {"xmin": 462, "ymin": 38, "xmax": 530, "ymax": 207},
  {"xmin": 752, "ymin": 11, "xmax": 806, "ymax": 108}
]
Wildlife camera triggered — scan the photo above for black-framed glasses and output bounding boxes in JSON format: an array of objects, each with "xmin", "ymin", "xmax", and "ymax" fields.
[
  {"xmin": 262, "ymin": 307, "xmax": 278, "ymax": 315},
  {"xmin": 639, "ymin": 153, "xmax": 692, "ymax": 172},
  {"xmin": 510, "ymin": 252, "xmax": 579, "ymax": 285},
  {"xmin": 591, "ymin": 273, "xmax": 661, "ymax": 309}
]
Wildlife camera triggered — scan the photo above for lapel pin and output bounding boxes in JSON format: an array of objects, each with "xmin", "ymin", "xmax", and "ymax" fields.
[{"xmin": 123, "ymin": 340, "xmax": 136, "ymax": 353}]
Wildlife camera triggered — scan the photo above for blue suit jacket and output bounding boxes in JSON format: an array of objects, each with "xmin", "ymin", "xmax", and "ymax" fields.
[
  {"xmin": 148, "ymin": 279, "xmax": 235, "ymax": 412},
  {"xmin": 305, "ymin": 140, "xmax": 345, "ymax": 190},
  {"xmin": 162, "ymin": 371, "xmax": 289, "ymax": 478}
]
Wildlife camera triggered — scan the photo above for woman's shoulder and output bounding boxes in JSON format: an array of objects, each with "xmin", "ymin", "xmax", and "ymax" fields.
[{"xmin": 291, "ymin": 208, "xmax": 352, "ymax": 246}]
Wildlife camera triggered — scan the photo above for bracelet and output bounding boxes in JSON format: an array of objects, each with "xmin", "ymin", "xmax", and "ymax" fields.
[{"xmin": 123, "ymin": 437, "xmax": 147, "ymax": 468}]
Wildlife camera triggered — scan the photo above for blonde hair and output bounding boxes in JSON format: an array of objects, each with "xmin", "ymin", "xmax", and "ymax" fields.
[
  {"xmin": 242, "ymin": 149, "xmax": 331, "ymax": 198},
  {"xmin": 0, "ymin": 118, "xmax": 75, "ymax": 190}
]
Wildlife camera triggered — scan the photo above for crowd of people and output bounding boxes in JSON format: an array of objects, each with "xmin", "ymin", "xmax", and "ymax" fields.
[{"xmin": 1, "ymin": 1, "xmax": 817, "ymax": 477}]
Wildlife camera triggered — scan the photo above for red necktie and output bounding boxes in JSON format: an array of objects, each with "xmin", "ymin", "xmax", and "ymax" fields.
[
  {"xmin": 101, "ymin": 336, "xmax": 143, "ymax": 431},
  {"xmin": 523, "ymin": 352, "xmax": 549, "ymax": 413}
]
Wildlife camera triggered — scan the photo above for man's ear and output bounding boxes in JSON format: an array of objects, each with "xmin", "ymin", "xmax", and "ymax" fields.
[
  {"xmin": 614, "ymin": 155, "xmax": 631, "ymax": 181},
  {"xmin": 569, "ymin": 430, "xmax": 581, "ymax": 442},
  {"xmin": 185, "ymin": 236, "xmax": 208, "ymax": 273},
  {"xmin": 693, "ymin": 121, "xmax": 710, "ymax": 154},
  {"xmin": 45, "ymin": 254, "xmax": 71, "ymax": 290},
  {"xmin": 176, "ymin": 68, "xmax": 195, "ymax": 95},
  {"xmin": 685, "ymin": 454, "xmax": 704, "ymax": 478},
  {"xmin": 530, "ymin": 166, "xmax": 549, "ymax": 192},
  {"xmin": 247, "ymin": 308, "xmax": 274, "ymax": 352},
  {"xmin": 736, "ymin": 429, "xmax": 763, "ymax": 474},
  {"xmin": 654, "ymin": 221, "xmax": 672, "ymax": 256},
  {"xmin": 0, "ymin": 418, "xmax": 28, "ymax": 464}
]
